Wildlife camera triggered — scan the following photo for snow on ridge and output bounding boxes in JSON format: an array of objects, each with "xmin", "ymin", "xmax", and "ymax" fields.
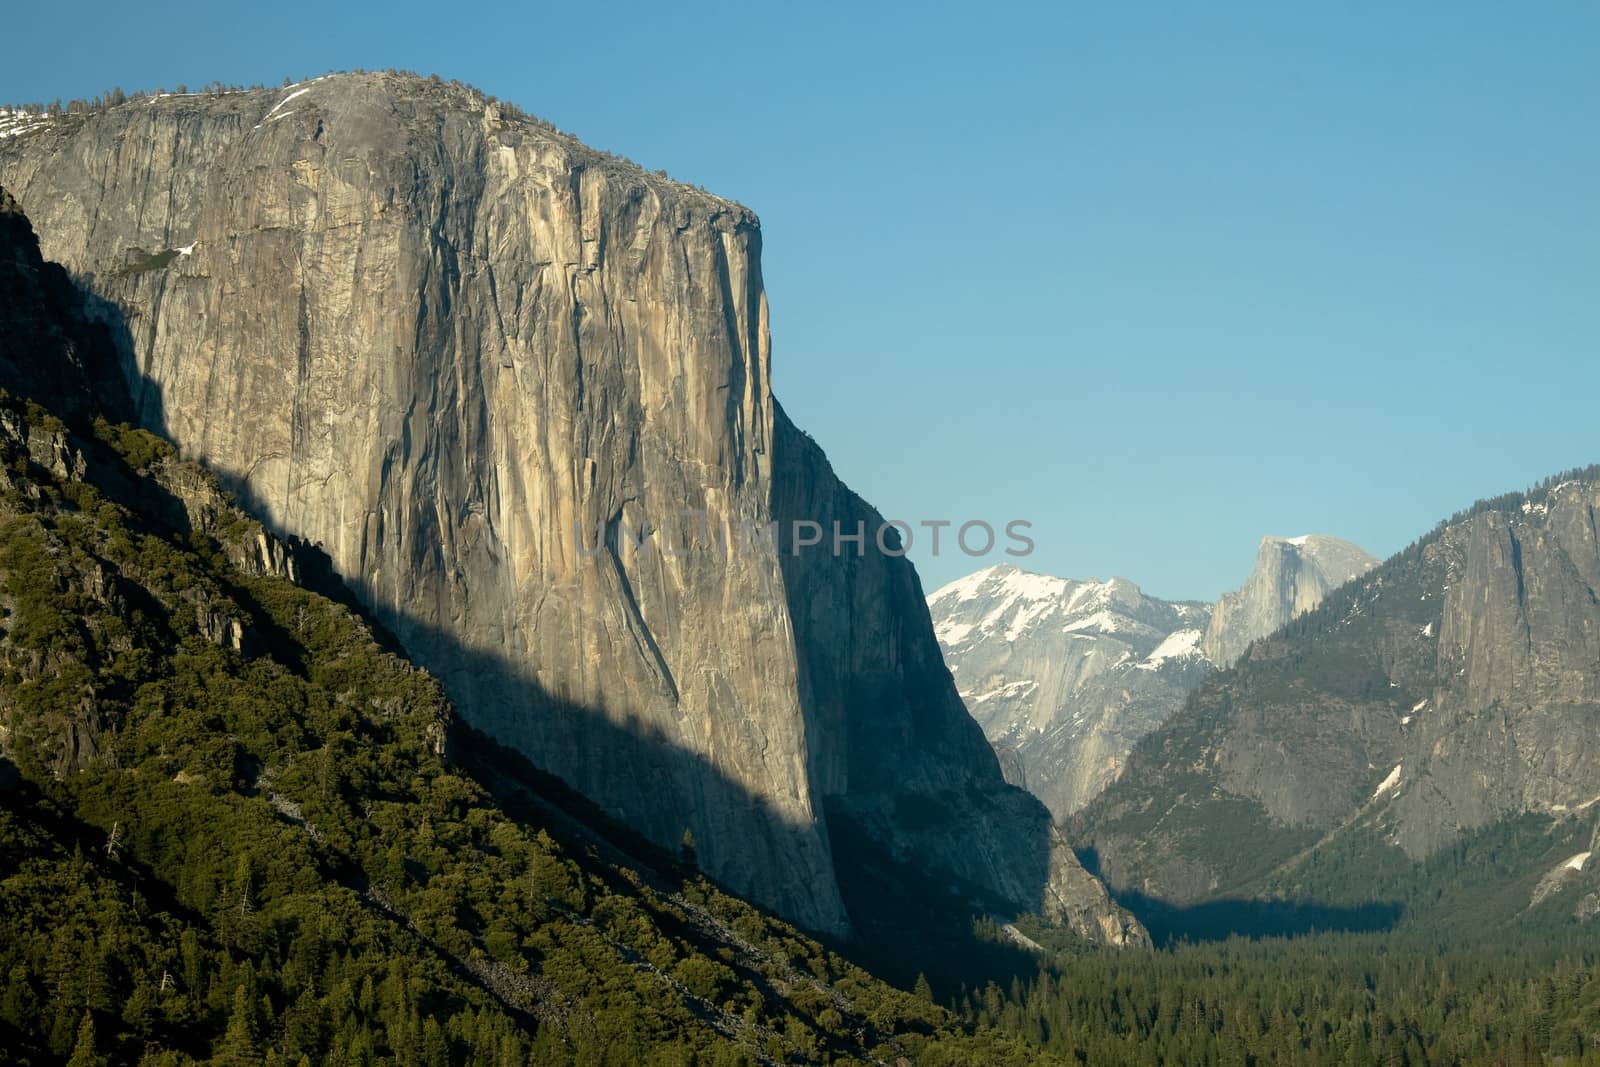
[
  {"xmin": 1062, "ymin": 609, "xmax": 1128, "ymax": 635},
  {"xmin": 1137, "ymin": 628, "xmax": 1203, "ymax": 670},
  {"xmin": 931, "ymin": 566, "xmax": 1170, "ymax": 646},
  {"xmin": 930, "ymin": 565, "xmax": 1080, "ymax": 642},
  {"xmin": 1065, "ymin": 577, "xmax": 1130, "ymax": 612},
  {"xmin": 986, "ymin": 571, "xmax": 1074, "ymax": 640},
  {"xmin": 992, "ymin": 567, "xmax": 1073, "ymax": 606},
  {"xmin": 266, "ymin": 86, "xmax": 314, "ymax": 118},
  {"xmin": 928, "ymin": 565, "xmax": 1009, "ymax": 605},
  {"xmin": 1284, "ymin": 534, "xmax": 1311, "ymax": 547},
  {"xmin": 0, "ymin": 109, "xmax": 51, "ymax": 140},
  {"xmin": 1372, "ymin": 763, "xmax": 1403, "ymax": 800},
  {"xmin": 253, "ymin": 84, "xmax": 318, "ymax": 129}
]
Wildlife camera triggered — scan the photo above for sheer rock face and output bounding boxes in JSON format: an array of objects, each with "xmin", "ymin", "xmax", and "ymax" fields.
[
  {"xmin": 0, "ymin": 76, "xmax": 1139, "ymax": 943},
  {"xmin": 1201, "ymin": 535, "xmax": 1377, "ymax": 667},
  {"xmin": 1394, "ymin": 489, "xmax": 1600, "ymax": 853}
]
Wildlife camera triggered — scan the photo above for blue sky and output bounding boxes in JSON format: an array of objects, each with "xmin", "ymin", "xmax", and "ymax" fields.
[{"xmin": 5, "ymin": 2, "xmax": 1597, "ymax": 599}]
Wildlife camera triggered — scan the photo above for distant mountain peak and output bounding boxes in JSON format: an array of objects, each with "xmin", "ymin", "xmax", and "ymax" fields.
[
  {"xmin": 1201, "ymin": 534, "xmax": 1378, "ymax": 666},
  {"xmin": 929, "ymin": 533, "xmax": 1376, "ymax": 818},
  {"xmin": 929, "ymin": 562, "xmax": 1214, "ymax": 816}
]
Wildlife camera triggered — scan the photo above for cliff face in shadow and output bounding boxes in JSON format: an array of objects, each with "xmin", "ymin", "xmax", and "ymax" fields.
[
  {"xmin": 0, "ymin": 75, "xmax": 1139, "ymax": 944},
  {"xmin": 771, "ymin": 406, "xmax": 1143, "ymax": 947},
  {"xmin": 0, "ymin": 185, "xmax": 129, "ymax": 423}
]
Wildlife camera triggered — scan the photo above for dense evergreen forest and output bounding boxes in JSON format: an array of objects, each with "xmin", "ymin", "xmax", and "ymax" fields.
[
  {"xmin": 968, "ymin": 931, "xmax": 1600, "ymax": 1066},
  {"xmin": 4, "ymin": 399, "xmax": 1600, "ymax": 1066}
]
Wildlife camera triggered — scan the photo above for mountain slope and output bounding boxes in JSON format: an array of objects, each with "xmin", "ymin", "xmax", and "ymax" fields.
[
  {"xmin": 1073, "ymin": 471, "xmax": 1600, "ymax": 921},
  {"xmin": 0, "ymin": 190, "xmax": 1057, "ymax": 1065},
  {"xmin": 927, "ymin": 567, "xmax": 1212, "ymax": 818},
  {"xmin": 0, "ymin": 73, "xmax": 1137, "ymax": 945}
]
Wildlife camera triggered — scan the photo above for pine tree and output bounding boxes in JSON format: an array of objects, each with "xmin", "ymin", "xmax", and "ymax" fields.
[
  {"xmin": 66, "ymin": 1011, "xmax": 103, "ymax": 1067},
  {"xmin": 218, "ymin": 986, "xmax": 264, "ymax": 1067},
  {"xmin": 679, "ymin": 828, "xmax": 697, "ymax": 868}
]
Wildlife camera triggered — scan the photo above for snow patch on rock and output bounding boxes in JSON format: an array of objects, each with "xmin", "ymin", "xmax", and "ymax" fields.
[{"xmin": 1138, "ymin": 628, "xmax": 1203, "ymax": 670}]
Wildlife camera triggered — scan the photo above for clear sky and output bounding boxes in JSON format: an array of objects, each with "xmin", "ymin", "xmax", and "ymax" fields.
[{"xmin": 5, "ymin": 2, "xmax": 1597, "ymax": 600}]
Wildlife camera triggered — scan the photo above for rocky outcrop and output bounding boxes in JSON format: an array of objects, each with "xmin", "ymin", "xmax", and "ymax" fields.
[
  {"xmin": 1391, "ymin": 487, "xmax": 1600, "ymax": 855},
  {"xmin": 0, "ymin": 77, "xmax": 1139, "ymax": 943},
  {"xmin": 1076, "ymin": 474, "xmax": 1600, "ymax": 907},
  {"xmin": 1201, "ymin": 534, "xmax": 1377, "ymax": 667}
]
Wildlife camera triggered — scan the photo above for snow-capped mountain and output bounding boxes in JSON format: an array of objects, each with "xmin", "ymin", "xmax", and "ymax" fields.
[
  {"xmin": 930, "ymin": 535, "xmax": 1378, "ymax": 819},
  {"xmin": 927, "ymin": 567, "xmax": 1213, "ymax": 818}
]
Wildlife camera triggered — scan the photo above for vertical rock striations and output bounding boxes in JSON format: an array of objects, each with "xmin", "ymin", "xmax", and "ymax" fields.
[{"xmin": 0, "ymin": 76, "xmax": 1139, "ymax": 943}]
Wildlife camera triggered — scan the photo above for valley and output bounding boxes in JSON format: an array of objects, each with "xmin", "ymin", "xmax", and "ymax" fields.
[{"xmin": 1, "ymin": 61, "xmax": 1597, "ymax": 1066}]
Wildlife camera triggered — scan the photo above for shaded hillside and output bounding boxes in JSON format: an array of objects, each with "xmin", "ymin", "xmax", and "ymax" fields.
[{"xmin": 1073, "ymin": 467, "xmax": 1600, "ymax": 931}]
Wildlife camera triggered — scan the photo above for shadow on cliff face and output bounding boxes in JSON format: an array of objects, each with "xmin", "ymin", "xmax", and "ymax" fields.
[
  {"xmin": 0, "ymin": 193, "xmax": 141, "ymax": 427},
  {"xmin": 767, "ymin": 401, "xmax": 1071, "ymax": 967},
  {"xmin": 6, "ymin": 256, "xmax": 851, "ymax": 936},
  {"xmin": 36, "ymin": 254, "xmax": 1068, "ymax": 986},
  {"xmin": 322, "ymin": 583, "xmax": 1050, "ymax": 992},
  {"xmin": 242, "ymin": 528, "xmax": 860, "ymax": 935},
  {"xmin": 1074, "ymin": 846, "xmax": 1404, "ymax": 946}
]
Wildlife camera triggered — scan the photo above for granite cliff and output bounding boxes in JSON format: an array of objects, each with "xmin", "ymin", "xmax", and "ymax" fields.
[
  {"xmin": 0, "ymin": 191, "xmax": 1089, "ymax": 1063},
  {"xmin": 1201, "ymin": 534, "xmax": 1377, "ymax": 667},
  {"xmin": 0, "ymin": 74, "xmax": 1140, "ymax": 945}
]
